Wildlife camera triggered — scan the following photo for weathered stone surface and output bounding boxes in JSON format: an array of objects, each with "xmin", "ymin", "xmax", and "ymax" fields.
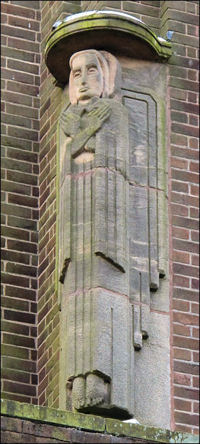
[
  {"xmin": 56, "ymin": 39, "xmax": 170, "ymax": 426},
  {"xmin": 134, "ymin": 312, "xmax": 170, "ymax": 429},
  {"xmin": 1, "ymin": 400, "xmax": 199, "ymax": 443},
  {"xmin": 58, "ymin": 50, "xmax": 132, "ymax": 418}
]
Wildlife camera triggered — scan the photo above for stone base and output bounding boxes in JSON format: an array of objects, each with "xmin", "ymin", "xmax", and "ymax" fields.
[{"xmin": 1, "ymin": 399, "xmax": 199, "ymax": 444}]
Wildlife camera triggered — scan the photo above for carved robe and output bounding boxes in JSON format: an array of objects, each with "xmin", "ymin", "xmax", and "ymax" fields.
[{"xmin": 59, "ymin": 96, "xmax": 134, "ymax": 418}]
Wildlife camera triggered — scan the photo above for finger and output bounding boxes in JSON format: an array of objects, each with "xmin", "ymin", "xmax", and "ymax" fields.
[
  {"xmin": 97, "ymin": 108, "xmax": 111, "ymax": 119},
  {"xmin": 90, "ymin": 104, "xmax": 110, "ymax": 113}
]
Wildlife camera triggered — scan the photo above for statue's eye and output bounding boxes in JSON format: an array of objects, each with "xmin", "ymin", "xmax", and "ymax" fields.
[
  {"xmin": 73, "ymin": 71, "xmax": 81, "ymax": 78},
  {"xmin": 88, "ymin": 66, "xmax": 97, "ymax": 74}
]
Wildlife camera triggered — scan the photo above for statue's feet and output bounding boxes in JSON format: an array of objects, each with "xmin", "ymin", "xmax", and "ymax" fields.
[
  {"xmin": 70, "ymin": 373, "xmax": 110, "ymax": 411},
  {"xmin": 71, "ymin": 376, "xmax": 86, "ymax": 410},
  {"xmin": 85, "ymin": 373, "xmax": 110, "ymax": 407}
]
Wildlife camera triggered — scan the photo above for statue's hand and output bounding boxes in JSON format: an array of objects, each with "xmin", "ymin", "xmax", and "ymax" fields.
[
  {"xmin": 87, "ymin": 103, "xmax": 111, "ymax": 131},
  {"xmin": 60, "ymin": 112, "xmax": 80, "ymax": 135}
]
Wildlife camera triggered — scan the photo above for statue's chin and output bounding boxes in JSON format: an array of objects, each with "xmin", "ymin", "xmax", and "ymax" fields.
[{"xmin": 78, "ymin": 93, "xmax": 101, "ymax": 104}]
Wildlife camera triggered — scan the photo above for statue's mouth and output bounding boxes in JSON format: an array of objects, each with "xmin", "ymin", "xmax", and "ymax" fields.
[{"xmin": 79, "ymin": 87, "xmax": 88, "ymax": 92}]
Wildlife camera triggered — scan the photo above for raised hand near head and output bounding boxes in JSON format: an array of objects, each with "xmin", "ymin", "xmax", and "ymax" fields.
[{"xmin": 87, "ymin": 103, "xmax": 111, "ymax": 131}]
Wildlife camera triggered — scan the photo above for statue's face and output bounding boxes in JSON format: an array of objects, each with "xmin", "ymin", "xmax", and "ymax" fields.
[{"xmin": 71, "ymin": 53, "xmax": 104, "ymax": 103}]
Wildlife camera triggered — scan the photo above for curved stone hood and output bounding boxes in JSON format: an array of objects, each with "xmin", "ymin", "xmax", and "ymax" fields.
[{"xmin": 45, "ymin": 10, "xmax": 172, "ymax": 86}]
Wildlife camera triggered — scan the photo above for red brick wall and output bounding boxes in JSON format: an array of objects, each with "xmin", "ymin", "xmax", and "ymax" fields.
[
  {"xmin": 1, "ymin": 0, "xmax": 82, "ymax": 408},
  {"xmin": 159, "ymin": 0, "xmax": 199, "ymax": 435},
  {"xmin": 1, "ymin": 0, "xmax": 41, "ymax": 405},
  {"xmin": 1, "ymin": 0, "xmax": 199, "ymax": 434}
]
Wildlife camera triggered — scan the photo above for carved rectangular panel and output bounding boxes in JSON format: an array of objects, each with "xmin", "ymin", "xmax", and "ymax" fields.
[{"xmin": 123, "ymin": 87, "xmax": 167, "ymax": 340}]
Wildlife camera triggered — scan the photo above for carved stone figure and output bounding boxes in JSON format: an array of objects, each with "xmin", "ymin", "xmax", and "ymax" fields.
[{"xmin": 58, "ymin": 49, "xmax": 134, "ymax": 418}]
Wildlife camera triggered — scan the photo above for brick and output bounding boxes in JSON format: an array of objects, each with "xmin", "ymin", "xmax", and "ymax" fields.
[
  {"xmin": 190, "ymin": 161, "xmax": 199, "ymax": 173},
  {"xmin": 191, "ymin": 231, "xmax": 199, "ymax": 242},
  {"xmin": 174, "ymin": 386, "xmax": 199, "ymax": 400},
  {"xmin": 172, "ymin": 171, "xmax": 199, "ymax": 189},
  {"xmin": 173, "ymin": 336, "xmax": 199, "ymax": 351},
  {"xmin": 2, "ymin": 225, "xmax": 29, "ymax": 241},
  {"xmin": 7, "ymin": 170, "xmax": 37, "ymax": 186},
  {"xmin": 2, "ymin": 111, "xmax": 33, "ymax": 129},
  {"xmin": 4, "ymin": 309, "xmax": 35, "ymax": 324},
  {"xmin": 2, "ymin": 249, "xmax": 30, "ymax": 266},
  {"xmin": 1, "ymin": 319, "xmax": 29, "ymax": 335},
  {"xmin": 170, "ymin": 78, "xmax": 199, "ymax": 93},
  {"xmin": 1, "ymin": 272, "xmax": 29, "ymax": 288},
  {"xmin": 8, "ymin": 193, "xmax": 38, "ymax": 208},
  {"xmin": 170, "ymin": 87, "xmax": 187, "ymax": 101},
  {"xmin": 2, "ymin": 90, "xmax": 33, "ymax": 107},
  {"xmin": 193, "ymin": 351, "xmax": 199, "ymax": 363},
  {"xmin": 6, "ymin": 103, "xmax": 39, "ymax": 119},
  {"xmin": 1, "ymin": 416, "xmax": 22, "ymax": 433},
  {"xmin": 190, "ymin": 203, "xmax": 199, "ymax": 217},
  {"xmin": 173, "ymin": 263, "xmax": 199, "ymax": 278},
  {"xmin": 8, "ymin": 36, "xmax": 39, "ymax": 53},
  {"xmin": 2, "ymin": 2, "xmax": 36, "ymax": 18},
  {"xmin": 1, "ymin": 342, "xmax": 30, "ymax": 360},
  {"xmin": 7, "ymin": 239, "xmax": 37, "ymax": 254},
  {"xmin": 173, "ymin": 288, "xmax": 199, "ymax": 302},
  {"xmin": 173, "ymin": 311, "xmax": 199, "ymax": 326},
  {"xmin": 171, "ymin": 146, "xmax": 199, "ymax": 161},
  {"xmin": 1, "ymin": 296, "xmax": 29, "ymax": 311},
  {"xmin": 189, "ymin": 137, "xmax": 199, "ymax": 149},
  {"xmin": 2, "ymin": 24, "xmax": 36, "ymax": 41},
  {"xmin": 3, "ymin": 380, "xmax": 36, "ymax": 397},
  {"xmin": 190, "ymin": 184, "xmax": 199, "ymax": 196},
  {"xmin": 2, "ymin": 180, "xmax": 31, "ymax": 196},
  {"xmin": 188, "ymin": 92, "xmax": 198, "ymax": 103},
  {"xmin": 172, "ymin": 239, "xmax": 199, "ymax": 254},
  {"xmin": 172, "ymin": 299, "xmax": 190, "ymax": 312},
  {"xmin": 171, "ymin": 203, "xmax": 188, "ymax": 217},
  {"xmin": 172, "ymin": 215, "xmax": 199, "ymax": 231},
  {"xmin": 174, "ymin": 398, "xmax": 192, "ymax": 412},
  {"xmin": 2, "ymin": 157, "xmax": 32, "ymax": 173},
  {"xmin": 6, "ymin": 262, "xmax": 37, "ymax": 277},
  {"xmin": 174, "ymin": 360, "xmax": 199, "ymax": 377},
  {"xmin": 173, "ymin": 275, "xmax": 190, "ymax": 288},
  {"xmin": 11, "ymin": 1, "xmax": 40, "ymax": 8},
  {"xmin": 2, "ymin": 135, "xmax": 33, "ymax": 151},
  {"xmin": 3, "ymin": 332, "xmax": 35, "ymax": 348},
  {"xmin": 173, "ymin": 348, "xmax": 191, "ymax": 361},
  {"xmin": 8, "ymin": 14, "xmax": 40, "ymax": 31},
  {"xmin": 171, "ymin": 110, "xmax": 188, "ymax": 124},
  {"xmin": 192, "ymin": 279, "xmax": 199, "ymax": 290},
  {"xmin": 7, "ymin": 215, "xmax": 37, "ymax": 231},
  {"xmin": 174, "ymin": 372, "xmax": 191, "ymax": 386},
  {"xmin": 192, "ymin": 328, "xmax": 199, "ymax": 339},
  {"xmin": 2, "ymin": 356, "xmax": 36, "ymax": 372},
  {"xmin": 191, "ymin": 303, "xmax": 199, "ymax": 314},
  {"xmin": 1, "ymin": 367, "xmax": 30, "ymax": 383},
  {"xmin": 174, "ymin": 412, "xmax": 199, "ymax": 427},
  {"xmin": 193, "ymin": 402, "xmax": 199, "ymax": 414},
  {"xmin": 172, "ymin": 32, "xmax": 198, "ymax": 48},
  {"xmin": 193, "ymin": 376, "xmax": 199, "ymax": 388},
  {"xmin": 164, "ymin": 8, "xmax": 199, "ymax": 25},
  {"xmin": 170, "ymin": 99, "xmax": 199, "ymax": 115},
  {"xmin": 2, "ymin": 69, "xmax": 36, "ymax": 89},
  {"xmin": 8, "ymin": 125, "xmax": 39, "ymax": 141},
  {"xmin": 172, "ymin": 226, "xmax": 189, "ymax": 240}
]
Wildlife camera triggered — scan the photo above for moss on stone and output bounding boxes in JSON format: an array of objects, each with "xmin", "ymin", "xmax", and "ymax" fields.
[{"xmin": 1, "ymin": 399, "xmax": 199, "ymax": 443}]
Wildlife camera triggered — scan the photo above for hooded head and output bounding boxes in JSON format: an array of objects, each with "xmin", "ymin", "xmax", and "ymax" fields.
[{"xmin": 69, "ymin": 49, "xmax": 121, "ymax": 105}]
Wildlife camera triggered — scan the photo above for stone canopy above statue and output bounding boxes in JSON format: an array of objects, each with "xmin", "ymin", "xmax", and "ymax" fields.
[{"xmin": 45, "ymin": 10, "xmax": 172, "ymax": 86}]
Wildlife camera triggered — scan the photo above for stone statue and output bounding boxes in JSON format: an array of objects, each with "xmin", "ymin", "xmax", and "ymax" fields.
[{"xmin": 58, "ymin": 49, "xmax": 134, "ymax": 419}]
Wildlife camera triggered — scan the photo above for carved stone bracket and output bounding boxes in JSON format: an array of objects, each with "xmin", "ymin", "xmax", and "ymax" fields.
[{"xmin": 45, "ymin": 10, "xmax": 172, "ymax": 87}]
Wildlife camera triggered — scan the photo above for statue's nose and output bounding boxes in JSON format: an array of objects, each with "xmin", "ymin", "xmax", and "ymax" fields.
[{"xmin": 81, "ymin": 70, "xmax": 87, "ymax": 84}]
